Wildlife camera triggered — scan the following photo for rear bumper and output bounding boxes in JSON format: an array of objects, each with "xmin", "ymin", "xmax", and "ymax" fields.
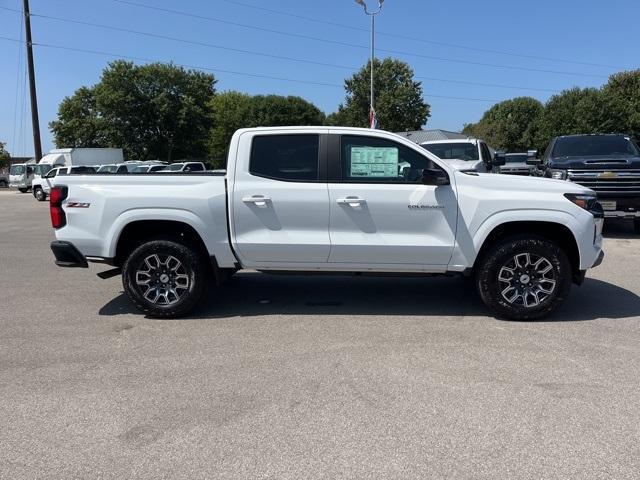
[{"xmin": 50, "ymin": 241, "xmax": 88, "ymax": 268}]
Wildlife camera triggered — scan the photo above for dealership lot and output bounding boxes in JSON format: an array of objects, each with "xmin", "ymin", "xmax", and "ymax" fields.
[{"xmin": 1, "ymin": 189, "xmax": 640, "ymax": 479}]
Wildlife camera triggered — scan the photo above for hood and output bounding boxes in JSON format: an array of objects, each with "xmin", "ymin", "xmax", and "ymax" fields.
[
  {"xmin": 442, "ymin": 159, "xmax": 483, "ymax": 171},
  {"xmin": 460, "ymin": 171, "xmax": 593, "ymax": 194},
  {"xmin": 549, "ymin": 155, "xmax": 640, "ymax": 170}
]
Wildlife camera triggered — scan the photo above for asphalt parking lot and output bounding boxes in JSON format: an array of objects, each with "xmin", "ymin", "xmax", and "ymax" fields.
[{"xmin": 1, "ymin": 188, "xmax": 640, "ymax": 479}]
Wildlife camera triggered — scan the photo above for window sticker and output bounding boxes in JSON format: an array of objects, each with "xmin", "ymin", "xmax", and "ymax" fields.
[{"xmin": 349, "ymin": 146, "xmax": 399, "ymax": 177}]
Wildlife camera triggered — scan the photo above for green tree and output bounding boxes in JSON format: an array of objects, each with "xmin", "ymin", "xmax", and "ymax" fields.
[
  {"xmin": 208, "ymin": 91, "xmax": 254, "ymax": 167},
  {"xmin": 0, "ymin": 142, "xmax": 10, "ymax": 169},
  {"xmin": 50, "ymin": 61, "xmax": 216, "ymax": 161},
  {"xmin": 534, "ymin": 87, "xmax": 607, "ymax": 151},
  {"xmin": 602, "ymin": 69, "xmax": 640, "ymax": 139},
  {"xmin": 327, "ymin": 58, "xmax": 430, "ymax": 132},
  {"xmin": 463, "ymin": 97, "xmax": 543, "ymax": 151},
  {"xmin": 207, "ymin": 92, "xmax": 325, "ymax": 167}
]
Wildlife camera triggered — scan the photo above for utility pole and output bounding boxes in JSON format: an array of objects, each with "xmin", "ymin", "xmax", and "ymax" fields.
[
  {"xmin": 355, "ymin": 0, "xmax": 384, "ymax": 129},
  {"xmin": 23, "ymin": 0, "xmax": 42, "ymax": 161}
]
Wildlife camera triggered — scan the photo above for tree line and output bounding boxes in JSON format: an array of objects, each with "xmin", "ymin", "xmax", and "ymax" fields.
[
  {"xmin": 463, "ymin": 70, "xmax": 640, "ymax": 153},
  {"xmin": 50, "ymin": 59, "xmax": 431, "ymax": 168}
]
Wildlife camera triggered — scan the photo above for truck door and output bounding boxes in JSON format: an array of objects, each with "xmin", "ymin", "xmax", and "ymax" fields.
[
  {"xmin": 327, "ymin": 134, "xmax": 457, "ymax": 268},
  {"xmin": 231, "ymin": 132, "xmax": 330, "ymax": 267}
]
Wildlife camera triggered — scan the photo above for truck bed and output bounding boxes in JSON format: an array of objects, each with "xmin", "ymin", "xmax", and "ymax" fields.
[{"xmin": 54, "ymin": 173, "xmax": 237, "ymax": 267}]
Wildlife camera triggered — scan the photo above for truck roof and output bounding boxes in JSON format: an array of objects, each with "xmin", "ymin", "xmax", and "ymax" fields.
[
  {"xmin": 420, "ymin": 138, "xmax": 478, "ymax": 145},
  {"xmin": 556, "ymin": 133, "xmax": 629, "ymax": 139}
]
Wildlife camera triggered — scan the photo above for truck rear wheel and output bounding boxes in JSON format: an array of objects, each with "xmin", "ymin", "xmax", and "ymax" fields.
[
  {"xmin": 476, "ymin": 236, "xmax": 572, "ymax": 320},
  {"xmin": 122, "ymin": 239, "xmax": 207, "ymax": 318},
  {"xmin": 33, "ymin": 187, "xmax": 46, "ymax": 202}
]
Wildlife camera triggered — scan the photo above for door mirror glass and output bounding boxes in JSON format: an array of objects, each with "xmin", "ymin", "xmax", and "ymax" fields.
[
  {"xmin": 421, "ymin": 168, "xmax": 450, "ymax": 186},
  {"xmin": 526, "ymin": 150, "xmax": 540, "ymax": 165},
  {"xmin": 493, "ymin": 151, "xmax": 506, "ymax": 166}
]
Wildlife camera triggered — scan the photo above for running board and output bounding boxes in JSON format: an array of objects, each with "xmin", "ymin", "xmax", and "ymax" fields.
[{"xmin": 96, "ymin": 267, "xmax": 122, "ymax": 280}]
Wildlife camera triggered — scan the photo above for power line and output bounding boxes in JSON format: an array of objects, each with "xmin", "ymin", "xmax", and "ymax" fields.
[
  {"xmin": 98, "ymin": 0, "xmax": 609, "ymax": 78},
  {"xmin": 10, "ymin": 7, "xmax": 559, "ymax": 94},
  {"xmin": 215, "ymin": 0, "xmax": 625, "ymax": 70},
  {"xmin": 0, "ymin": 35, "xmax": 504, "ymax": 103}
]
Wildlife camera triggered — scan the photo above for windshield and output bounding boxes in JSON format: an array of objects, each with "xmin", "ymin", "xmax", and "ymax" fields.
[
  {"xmin": 167, "ymin": 164, "xmax": 184, "ymax": 171},
  {"xmin": 422, "ymin": 142, "xmax": 479, "ymax": 161},
  {"xmin": 35, "ymin": 164, "xmax": 54, "ymax": 176},
  {"xmin": 98, "ymin": 165, "xmax": 118, "ymax": 173},
  {"xmin": 10, "ymin": 165, "xmax": 25, "ymax": 175},
  {"xmin": 552, "ymin": 136, "xmax": 640, "ymax": 158},
  {"xmin": 505, "ymin": 154, "xmax": 527, "ymax": 164}
]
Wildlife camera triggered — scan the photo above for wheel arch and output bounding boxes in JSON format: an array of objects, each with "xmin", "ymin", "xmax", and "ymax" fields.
[
  {"xmin": 113, "ymin": 219, "xmax": 210, "ymax": 267},
  {"xmin": 474, "ymin": 220, "xmax": 581, "ymax": 281}
]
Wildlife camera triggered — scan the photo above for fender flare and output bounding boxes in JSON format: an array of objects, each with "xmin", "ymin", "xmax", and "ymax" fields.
[{"xmin": 106, "ymin": 208, "xmax": 211, "ymax": 259}]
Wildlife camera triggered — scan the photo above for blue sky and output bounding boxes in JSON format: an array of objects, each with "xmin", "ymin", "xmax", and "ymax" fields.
[{"xmin": 1, "ymin": 0, "xmax": 638, "ymax": 156}]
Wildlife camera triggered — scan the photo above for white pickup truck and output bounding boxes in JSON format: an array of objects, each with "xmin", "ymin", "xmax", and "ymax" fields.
[{"xmin": 49, "ymin": 127, "xmax": 604, "ymax": 320}]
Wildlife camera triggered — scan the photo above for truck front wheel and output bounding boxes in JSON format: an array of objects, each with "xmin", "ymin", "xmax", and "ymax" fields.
[
  {"xmin": 33, "ymin": 187, "xmax": 46, "ymax": 202},
  {"xmin": 122, "ymin": 239, "xmax": 207, "ymax": 318},
  {"xmin": 476, "ymin": 236, "xmax": 572, "ymax": 320}
]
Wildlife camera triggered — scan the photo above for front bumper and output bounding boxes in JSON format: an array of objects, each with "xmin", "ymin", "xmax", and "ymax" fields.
[
  {"xmin": 592, "ymin": 250, "xmax": 605, "ymax": 268},
  {"xmin": 50, "ymin": 241, "xmax": 88, "ymax": 268},
  {"xmin": 604, "ymin": 210, "xmax": 640, "ymax": 218}
]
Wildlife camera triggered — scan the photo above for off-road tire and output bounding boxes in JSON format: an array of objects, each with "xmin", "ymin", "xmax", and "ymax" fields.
[
  {"xmin": 18, "ymin": 188, "xmax": 28, "ymax": 193},
  {"xmin": 33, "ymin": 187, "xmax": 46, "ymax": 202},
  {"xmin": 476, "ymin": 236, "xmax": 572, "ymax": 320},
  {"xmin": 122, "ymin": 239, "xmax": 207, "ymax": 318}
]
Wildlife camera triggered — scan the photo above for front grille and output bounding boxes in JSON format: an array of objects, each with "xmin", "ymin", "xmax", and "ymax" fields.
[{"xmin": 567, "ymin": 169, "xmax": 640, "ymax": 194}]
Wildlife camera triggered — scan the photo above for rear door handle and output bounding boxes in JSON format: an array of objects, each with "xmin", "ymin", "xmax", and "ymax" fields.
[
  {"xmin": 336, "ymin": 197, "xmax": 366, "ymax": 207},
  {"xmin": 242, "ymin": 195, "xmax": 271, "ymax": 206}
]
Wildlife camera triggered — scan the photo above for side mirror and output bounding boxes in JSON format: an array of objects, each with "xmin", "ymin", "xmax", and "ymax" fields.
[
  {"xmin": 493, "ymin": 151, "xmax": 506, "ymax": 166},
  {"xmin": 421, "ymin": 168, "xmax": 450, "ymax": 186},
  {"xmin": 526, "ymin": 150, "xmax": 540, "ymax": 166}
]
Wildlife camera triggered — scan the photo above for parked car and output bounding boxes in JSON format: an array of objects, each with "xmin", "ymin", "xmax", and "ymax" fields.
[
  {"xmin": 420, "ymin": 138, "xmax": 504, "ymax": 173},
  {"xmin": 131, "ymin": 163, "xmax": 169, "ymax": 173},
  {"xmin": 49, "ymin": 127, "xmax": 603, "ymax": 321},
  {"xmin": 97, "ymin": 162, "xmax": 144, "ymax": 174},
  {"xmin": 536, "ymin": 134, "xmax": 640, "ymax": 232},
  {"xmin": 37, "ymin": 165, "xmax": 98, "ymax": 198},
  {"xmin": 160, "ymin": 162, "xmax": 207, "ymax": 172},
  {"xmin": 0, "ymin": 172, "xmax": 8, "ymax": 188},
  {"xmin": 499, "ymin": 151, "xmax": 538, "ymax": 176}
]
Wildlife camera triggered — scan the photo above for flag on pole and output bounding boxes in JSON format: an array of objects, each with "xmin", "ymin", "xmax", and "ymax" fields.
[{"xmin": 369, "ymin": 107, "xmax": 378, "ymax": 129}]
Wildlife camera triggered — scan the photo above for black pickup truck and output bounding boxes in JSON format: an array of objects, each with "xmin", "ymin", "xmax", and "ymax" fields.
[{"xmin": 537, "ymin": 134, "xmax": 640, "ymax": 232}]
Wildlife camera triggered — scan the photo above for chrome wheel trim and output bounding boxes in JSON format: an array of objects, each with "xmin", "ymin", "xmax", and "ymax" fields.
[
  {"xmin": 498, "ymin": 252, "xmax": 557, "ymax": 308},
  {"xmin": 135, "ymin": 254, "xmax": 190, "ymax": 306}
]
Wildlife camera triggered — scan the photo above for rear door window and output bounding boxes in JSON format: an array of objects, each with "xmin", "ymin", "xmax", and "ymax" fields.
[{"xmin": 250, "ymin": 135, "xmax": 319, "ymax": 182}]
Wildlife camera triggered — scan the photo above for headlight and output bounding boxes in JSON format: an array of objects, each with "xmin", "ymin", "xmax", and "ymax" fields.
[
  {"xmin": 549, "ymin": 169, "xmax": 567, "ymax": 180},
  {"xmin": 564, "ymin": 193, "xmax": 600, "ymax": 212}
]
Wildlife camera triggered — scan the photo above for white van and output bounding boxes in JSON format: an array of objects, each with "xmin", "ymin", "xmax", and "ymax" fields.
[{"xmin": 32, "ymin": 148, "xmax": 123, "ymax": 201}]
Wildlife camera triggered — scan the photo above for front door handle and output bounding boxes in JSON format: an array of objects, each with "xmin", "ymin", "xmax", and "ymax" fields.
[
  {"xmin": 242, "ymin": 195, "xmax": 271, "ymax": 206},
  {"xmin": 336, "ymin": 197, "xmax": 366, "ymax": 207}
]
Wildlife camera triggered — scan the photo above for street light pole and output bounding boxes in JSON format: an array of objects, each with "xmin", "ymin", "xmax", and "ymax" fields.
[
  {"xmin": 22, "ymin": 0, "xmax": 42, "ymax": 161},
  {"xmin": 355, "ymin": 0, "xmax": 384, "ymax": 129}
]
